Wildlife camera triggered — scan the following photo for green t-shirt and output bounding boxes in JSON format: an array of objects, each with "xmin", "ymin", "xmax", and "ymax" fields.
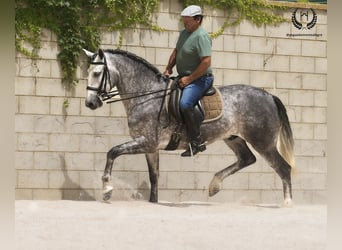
[{"xmin": 176, "ymin": 26, "xmax": 212, "ymax": 77}]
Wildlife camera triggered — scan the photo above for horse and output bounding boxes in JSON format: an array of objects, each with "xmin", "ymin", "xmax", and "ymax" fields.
[{"xmin": 82, "ymin": 48, "xmax": 295, "ymax": 206}]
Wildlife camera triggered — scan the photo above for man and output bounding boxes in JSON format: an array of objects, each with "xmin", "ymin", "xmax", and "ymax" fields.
[{"xmin": 164, "ymin": 5, "xmax": 214, "ymax": 157}]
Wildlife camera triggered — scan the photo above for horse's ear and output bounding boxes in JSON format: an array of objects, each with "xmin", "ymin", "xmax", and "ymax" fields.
[
  {"xmin": 82, "ymin": 48, "xmax": 95, "ymax": 58},
  {"xmin": 98, "ymin": 49, "xmax": 104, "ymax": 59}
]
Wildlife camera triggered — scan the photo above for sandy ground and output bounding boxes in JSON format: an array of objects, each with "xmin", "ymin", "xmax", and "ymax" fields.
[{"xmin": 15, "ymin": 200, "xmax": 326, "ymax": 250}]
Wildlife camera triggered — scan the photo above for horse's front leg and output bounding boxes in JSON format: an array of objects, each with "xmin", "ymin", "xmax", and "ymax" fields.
[
  {"xmin": 145, "ymin": 152, "xmax": 159, "ymax": 203},
  {"xmin": 102, "ymin": 137, "xmax": 147, "ymax": 201}
]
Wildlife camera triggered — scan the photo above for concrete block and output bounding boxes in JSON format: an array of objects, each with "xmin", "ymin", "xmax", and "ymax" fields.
[
  {"xmin": 251, "ymin": 37, "xmax": 276, "ymax": 54},
  {"xmin": 160, "ymin": 154, "xmax": 181, "ymax": 171},
  {"xmin": 35, "ymin": 60, "xmax": 52, "ymax": 78},
  {"xmin": 248, "ymin": 173, "xmax": 276, "ymax": 190},
  {"xmin": 167, "ymin": 172, "xmax": 195, "ymax": 189},
  {"xmin": 181, "ymin": 154, "xmax": 210, "ymax": 172},
  {"xmin": 110, "ymin": 101, "xmax": 128, "ymax": 117},
  {"xmin": 15, "ymin": 77, "xmax": 36, "ymax": 95},
  {"xmin": 302, "ymin": 74, "xmax": 326, "ymax": 90},
  {"xmin": 292, "ymin": 173, "xmax": 326, "ymax": 190},
  {"xmin": 156, "ymin": 13, "xmax": 180, "ymax": 31},
  {"xmin": 233, "ymin": 190, "xmax": 262, "ymax": 204},
  {"xmin": 33, "ymin": 189, "xmax": 63, "ymax": 200},
  {"xmin": 212, "ymin": 35, "xmax": 224, "ymax": 51},
  {"xmin": 179, "ymin": 189, "xmax": 209, "ymax": 202},
  {"xmin": 239, "ymin": 20, "xmax": 265, "ymax": 37},
  {"xmin": 36, "ymin": 78, "xmax": 65, "ymax": 96},
  {"xmin": 223, "ymin": 35, "xmax": 235, "ymax": 52},
  {"xmin": 266, "ymin": 22, "xmax": 291, "ymax": 38},
  {"xmin": 159, "ymin": 189, "xmax": 181, "ymax": 202},
  {"xmin": 124, "ymin": 154, "xmax": 148, "ymax": 171},
  {"xmin": 38, "ymin": 41, "xmax": 59, "ymax": 60},
  {"xmin": 49, "ymin": 134, "xmax": 80, "ymax": 152},
  {"xmin": 64, "ymin": 152, "xmax": 95, "ymax": 171},
  {"xmin": 206, "ymin": 190, "xmax": 233, "ymax": 203},
  {"xmin": 250, "ymin": 71, "xmax": 276, "ymax": 88},
  {"xmin": 34, "ymin": 115, "xmax": 65, "ymax": 133},
  {"xmin": 19, "ymin": 96, "xmax": 50, "ymax": 114},
  {"xmin": 235, "ymin": 36, "xmax": 250, "ymax": 53},
  {"xmin": 238, "ymin": 53, "xmax": 264, "ymax": 70},
  {"xmin": 222, "ymin": 173, "xmax": 249, "ymax": 190},
  {"xmin": 49, "ymin": 170, "xmax": 80, "ymax": 189},
  {"xmin": 212, "ymin": 51, "xmax": 237, "ymax": 69},
  {"xmin": 50, "ymin": 97, "xmax": 81, "ymax": 116},
  {"xmin": 301, "ymin": 107, "xmax": 326, "ymax": 123},
  {"xmin": 223, "ymin": 69, "xmax": 250, "ymax": 85},
  {"xmin": 65, "ymin": 116, "xmax": 95, "ymax": 134},
  {"xmin": 314, "ymin": 124, "xmax": 327, "ymax": 140},
  {"xmin": 276, "ymin": 38, "xmax": 301, "ymax": 56},
  {"xmin": 15, "ymin": 189, "xmax": 33, "ymax": 199},
  {"xmin": 50, "ymin": 60, "xmax": 63, "ymax": 78},
  {"xmin": 18, "ymin": 170, "xmax": 49, "ymax": 188},
  {"xmin": 286, "ymin": 106, "xmax": 302, "ymax": 123},
  {"xmin": 315, "ymin": 24, "xmax": 327, "ymax": 41},
  {"xmin": 79, "ymin": 135, "xmax": 110, "ymax": 153},
  {"xmin": 15, "ymin": 114, "xmax": 35, "ymax": 132},
  {"xmin": 17, "ymin": 133, "xmax": 49, "ymax": 151},
  {"xmin": 261, "ymin": 190, "xmax": 284, "ymax": 204},
  {"xmin": 34, "ymin": 152, "xmax": 65, "ymax": 170},
  {"xmin": 289, "ymin": 90, "xmax": 314, "ymax": 106},
  {"xmin": 80, "ymin": 171, "xmax": 103, "ymax": 189},
  {"xmin": 194, "ymin": 172, "xmax": 212, "ymax": 190},
  {"xmin": 294, "ymin": 140, "xmax": 327, "ymax": 157},
  {"xmin": 291, "ymin": 123, "xmax": 314, "ymax": 140},
  {"xmin": 62, "ymin": 189, "xmax": 95, "ymax": 201},
  {"xmin": 315, "ymin": 58, "xmax": 327, "ymax": 74},
  {"xmin": 290, "ymin": 56, "xmax": 315, "ymax": 73},
  {"xmin": 140, "ymin": 30, "xmax": 169, "ymax": 48},
  {"xmin": 314, "ymin": 91, "xmax": 327, "ymax": 107},
  {"xmin": 276, "ymin": 72, "xmax": 302, "ymax": 89},
  {"xmin": 18, "ymin": 58, "xmax": 38, "ymax": 77},
  {"xmin": 302, "ymin": 41, "xmax": 326, "ymax": 57},
  {"xmin": 264, "ymin": 55, "xmax": 290, "ymax": 72},
  {"xmin": 155, "ymin": 48, "xmax": 172, "ymax": 66},
  {"xmin": 15, "ymin": 151, "xmax": 34, "ymax": 170}
]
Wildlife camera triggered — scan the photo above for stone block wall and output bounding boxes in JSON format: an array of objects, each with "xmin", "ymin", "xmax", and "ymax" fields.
[{"xmin": 15, "ymin": 0, "xmax": 327, "ymax": 204}]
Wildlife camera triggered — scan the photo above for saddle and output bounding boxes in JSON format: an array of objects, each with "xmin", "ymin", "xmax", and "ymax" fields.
[
  {"xmin": 167, "ymin": 77, "xmax": 223, "ymax": 124},
  {"xmin": 165, "ymin": 77, "xmax": 223, "ymax": 150}
]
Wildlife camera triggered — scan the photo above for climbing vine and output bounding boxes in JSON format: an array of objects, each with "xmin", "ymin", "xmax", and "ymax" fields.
[{"xmin": 15, "ymin": 0, "xmax": 286, "ymax": 88}]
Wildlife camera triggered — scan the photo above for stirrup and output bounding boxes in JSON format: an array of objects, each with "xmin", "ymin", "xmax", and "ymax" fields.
[{"xmin": 181, "ymin": 142, "xmax": 206, "ymax": 157}]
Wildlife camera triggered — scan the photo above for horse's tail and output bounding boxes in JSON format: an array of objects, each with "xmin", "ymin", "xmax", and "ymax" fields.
[{"xmin": 273, "ymin": 95, "xmax": 295, "ymax": 168}]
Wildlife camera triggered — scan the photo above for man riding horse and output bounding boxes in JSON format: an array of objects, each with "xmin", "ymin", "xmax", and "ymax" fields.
[{"xmin": 163, "ymin": 5, "xmax": 214, "ymax": 157}]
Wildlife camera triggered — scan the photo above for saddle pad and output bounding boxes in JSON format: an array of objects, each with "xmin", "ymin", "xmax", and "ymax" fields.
[{"xmin": 201, "ymin": 87, "xmax": 223, "ymax": 123}]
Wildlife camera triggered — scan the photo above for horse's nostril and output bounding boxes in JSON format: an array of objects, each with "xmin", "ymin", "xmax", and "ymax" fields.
[{"xmin": 85, "ymin": 100, "xmax": 96, "ymax": 110}]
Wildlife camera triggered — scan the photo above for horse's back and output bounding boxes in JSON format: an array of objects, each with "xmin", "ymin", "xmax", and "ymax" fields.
[{"xmin": 214, "ymin": 84, "xmax": 281, "ymax": 143}]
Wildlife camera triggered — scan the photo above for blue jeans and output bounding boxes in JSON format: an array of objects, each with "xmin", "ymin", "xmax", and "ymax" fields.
[{"xmin": 179, "ymin": 75, "xmax": 214, "ymax": 112}]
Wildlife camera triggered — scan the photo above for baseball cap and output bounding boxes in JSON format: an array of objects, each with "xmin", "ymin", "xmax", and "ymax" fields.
[{"xmin": 180, "ymin": 5, "xmax": 202, "ymax": 17}]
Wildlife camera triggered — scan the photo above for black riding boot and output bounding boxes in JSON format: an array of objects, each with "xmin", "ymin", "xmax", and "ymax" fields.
[{"xmin": 181, "ymin": 107, "xmax": 206, "ymax": 157}]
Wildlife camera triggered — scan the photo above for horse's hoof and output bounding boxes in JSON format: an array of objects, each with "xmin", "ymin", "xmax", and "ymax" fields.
[
  {"xmin": 103, "ymin": 186, "xmax": 113, "ymax": 201},
  {"xmin": 283, "ymin": 198, "xmax": 293, "ymax": 208},
  {"xmin": 209, "ymin": 176, "xmax": 222, "ymax": 197}
]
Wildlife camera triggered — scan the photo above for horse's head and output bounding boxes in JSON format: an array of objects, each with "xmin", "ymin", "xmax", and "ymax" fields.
[{"xmin": 83, "ymin": 48, "xmax": 118, "ymax": 110}]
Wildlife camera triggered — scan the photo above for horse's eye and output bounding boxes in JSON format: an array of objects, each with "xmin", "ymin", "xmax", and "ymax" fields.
[{"xmin": 93, "ymin": 71, "xmax": 101, "ymax": 77}]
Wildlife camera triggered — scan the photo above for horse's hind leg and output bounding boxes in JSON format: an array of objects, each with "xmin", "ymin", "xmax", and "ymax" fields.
[
  {"xmin": 260, "ymin": 149, "xmax": 292, "ymax": 207},
  {"xmin": 145, "ymin": 152, "xmax": 159, "ymax": 203},
  {"xmin": 209, "ymin": 136, "xmax": 256, "ymax": 197}
]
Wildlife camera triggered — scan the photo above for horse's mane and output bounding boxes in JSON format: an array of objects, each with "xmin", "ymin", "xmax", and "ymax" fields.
[{"xmin": 104, "ymin": 49, "xmax": 161, "ymax": 76}]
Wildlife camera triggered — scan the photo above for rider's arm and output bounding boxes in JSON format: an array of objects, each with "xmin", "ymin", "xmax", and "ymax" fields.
[{"xmin": 163, "ymin": 48, "xmax": 177, "ymax": 76}]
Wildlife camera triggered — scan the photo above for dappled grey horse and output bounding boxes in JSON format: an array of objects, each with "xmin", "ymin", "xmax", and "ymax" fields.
[{"xmin": 83, "ymin": 48, "xmax": 295, "ymax": 206}]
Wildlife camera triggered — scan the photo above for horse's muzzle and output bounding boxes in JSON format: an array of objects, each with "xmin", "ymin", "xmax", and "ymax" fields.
[{"xmin": 85, "ymin": 96, "xmax": 103, "ymax": 110}]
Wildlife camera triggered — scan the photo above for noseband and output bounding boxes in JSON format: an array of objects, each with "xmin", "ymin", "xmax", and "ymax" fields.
[{"xmin": 87, "ymin": 55, "xmax": 112, "ymax": 99}]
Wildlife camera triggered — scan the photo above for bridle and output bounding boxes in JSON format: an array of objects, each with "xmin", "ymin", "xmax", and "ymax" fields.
[{"xmin": 86, "ymin": 55, "xmax": 112, "ymax": 99}]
